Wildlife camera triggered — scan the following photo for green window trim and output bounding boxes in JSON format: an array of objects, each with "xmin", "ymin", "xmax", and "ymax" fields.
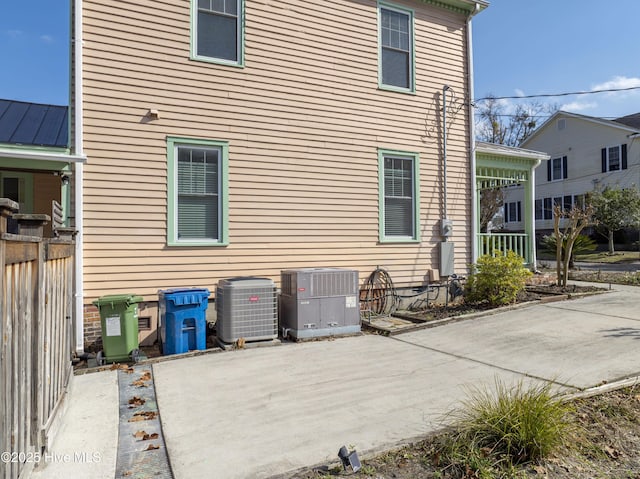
[
  {"xmin": 377, "ymin": 1, "xmax": 416, "ymax": 94},
  {"xmin": 167, "ymin": 136, "xmax": 229, "ymax": 247},
  {"xmin": 190, "ymin": 0, "xmax": 246, "ymax": 67},
  {"xmin": 378, "ymin": 148, "xmax": 421, "ymax": 243}
]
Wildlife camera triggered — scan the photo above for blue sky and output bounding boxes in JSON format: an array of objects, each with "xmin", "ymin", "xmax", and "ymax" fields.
[
  {"xmin": 472, "ymin": 0, "xmax": 640, "ymax": 120},
  {"xmin": 0, "ymin": 1, "xmax": 69, "ymax": 105},
  {"xmin": 1, "ymin": 0, "xmax": 640, "ymax": 120}
]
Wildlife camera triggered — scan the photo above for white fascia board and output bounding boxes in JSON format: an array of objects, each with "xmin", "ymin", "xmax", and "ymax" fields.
[
  {"xmin": 476, "ymin": 142, "xmax": 550, "ymax": 162},
  {"xmin": 0, "ymin": 148, "xmax": 86, "ymax": 163}
]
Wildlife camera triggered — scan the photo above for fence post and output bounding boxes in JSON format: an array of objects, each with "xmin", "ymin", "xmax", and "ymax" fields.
[
  {"xmin": 15, "ymin": 215, "xmax": 49, "ymax": 456},
  {"xmin": 0, "ymin": 199, "xmax": 19, "ymax": 479}
]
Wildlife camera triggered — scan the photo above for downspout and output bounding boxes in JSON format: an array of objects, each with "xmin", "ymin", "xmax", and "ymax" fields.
[
  {"xmin": 73, "ymin": 0, "xmax": 85, "ymax": 354},
  {"xmin": 442, "ymin": 84, "xmax": 450, "ymax": 226},
  {"xmin": 467, "ymin": 3, "xmax": 480, "ymax": 264}
]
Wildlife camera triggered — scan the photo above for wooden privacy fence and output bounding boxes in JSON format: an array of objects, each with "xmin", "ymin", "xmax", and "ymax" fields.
[{"xmin": 0, "ymin": 199, "xmax": 75, "ymax": 479}]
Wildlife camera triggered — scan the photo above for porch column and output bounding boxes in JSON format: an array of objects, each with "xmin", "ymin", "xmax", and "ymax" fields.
[
  {"xmin": 474, "ymin": 181, "xmax": 482, "ymax": 263},
  {"xmin": 524, "ymin": 171, "xmax": 536, "ymax": 269}
]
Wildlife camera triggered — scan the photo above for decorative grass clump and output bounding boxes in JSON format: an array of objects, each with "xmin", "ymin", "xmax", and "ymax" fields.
[{"xmin": 438, "ymin": 379, "xmax": 572, "ymax": 477}]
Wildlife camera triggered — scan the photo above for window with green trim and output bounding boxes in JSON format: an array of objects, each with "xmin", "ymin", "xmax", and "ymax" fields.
[
  {"xmin": 193, "ymin": 0, "xmax": 243, "ymax": 64},
  {"xmin": 167, "ymin": 138, "xmax": 228, "ymax": 246},
  {"xmin": 379, "ymin": 149, "xmax": 420, "ymax": 241},
  {"xmin": 379, "ymin": 3, "xmax": 414, "ymax": 91}
]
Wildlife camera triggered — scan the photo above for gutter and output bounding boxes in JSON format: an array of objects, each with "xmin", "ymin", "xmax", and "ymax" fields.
[
  {"xmin": 0, "ymin": 149, "xmax": 85, "ymax": 163},
  {"xmin": 73, "ymin": 0, "xmax": 85, "ymax": 354}
]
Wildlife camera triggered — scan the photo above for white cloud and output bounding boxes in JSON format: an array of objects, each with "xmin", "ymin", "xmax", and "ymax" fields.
[
  {"xmin": 560, "ymin": 100, "xmax": 598, "ymax": 112},
  {"xmin": 514, "ymin": 88, "xmax": 525, "ymax": 98},
  {"xmin": 40, "ymin": 35, "xmax": 54, "ymax": 44},
  {"xmin": 592, "ymin": 76, "xmax": 640, "ymax": 91}
]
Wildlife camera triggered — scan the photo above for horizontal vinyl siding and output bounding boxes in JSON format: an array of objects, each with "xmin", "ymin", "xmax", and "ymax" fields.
[
  {"xmin": 81, "ymin": 0, "xmax": 472, "ymax": 300},
  {"xmin": 527, "ymin": 116, "xmax": 640, "ymax": 231}
]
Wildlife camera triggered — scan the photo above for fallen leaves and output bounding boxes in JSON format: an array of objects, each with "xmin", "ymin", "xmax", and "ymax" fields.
[
  {"xmin": 128, "ymin": 411, "xmax": 157, "ymax": 422},
  {"xmin": 133, "ymin": 430, "xmax": 159, "ymax": 441},
  {"xmin": 604, "ymin": 445, "xmax": 621, "ymax": 459},
  {"xmin": 145, "ymin": 444, "xmax": 160, "ymax": 451},
  {"xmin": 110, "ymin": 364, "xmax": 135, "ymax": 373},
  {"xmin": 131, "ymin": 370, "xmax": 152, "ymax": 387},
  {"xmin": 128, "ymin": 396, "xmax": 146, "ymax": 408}
]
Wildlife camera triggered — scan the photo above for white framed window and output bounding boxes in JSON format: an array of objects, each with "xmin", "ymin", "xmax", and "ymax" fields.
[
  {"xmin": 379, "ymin": 2, "xmax": 414, "ymax": 92},
  {"xmin": 504, "ymin": 201, "xmax": 521, "ymax": 223},
  {"xmin": 167, "ymin": 137, "xmax": 229, "ymax": 246},
  {"xmin": 553, "ymin": 196, "xmax": 563, "ymax": 217},
  {"xmin": 535, "ymin": 199, "xmax": 543, "ymax": 220},
  {"xmin": 547, "ymin": 156, "xmax": 567, "ymax": 181},
  {"xmin": 378, "ymin": 149, "xmax": 420, "ymax": 242},
  {"xmin": 601, "ymin": 144, "xmax": 628, "ymax": 172},
  {"xmin": 192, "ymin": 0, "xmax": 243, "ymax": 65}
]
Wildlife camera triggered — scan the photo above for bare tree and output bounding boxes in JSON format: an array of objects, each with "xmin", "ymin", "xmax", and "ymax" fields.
[
  {"xmin": 476, "ymin": 96, "xmax": 558, "ymax": 147},
  {"xmin": 552, "ymin": 203, "xmax": 596, "ymax": 287},
  {"xmin": 479, "ymin": 188, "xmax": 504, "ymax": 232}
]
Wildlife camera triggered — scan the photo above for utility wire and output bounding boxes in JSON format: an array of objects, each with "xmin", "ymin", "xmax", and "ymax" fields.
[{"xmin": 475, "ymin": 85, "xmax": 640, "ymax": 102}]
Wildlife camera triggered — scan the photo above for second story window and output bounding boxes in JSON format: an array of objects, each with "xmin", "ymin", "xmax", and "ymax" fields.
[
  {"xmin": 379, "ymin": 3, "xmax": 414, "ymax": 92},
  {"xmin": 504, "ymin": 201, "xmax": 521, "ymax": 223},
  {"xmin": 547, "ymin": 156, "xmax": 567, "ymax": 181},
  {"xmin": 601, "ymin": 144, "xmax": 628, "ymax": 172},
  {"xmin": 194, "ymin": 0, "xmax": 243, "ymax": 65}
]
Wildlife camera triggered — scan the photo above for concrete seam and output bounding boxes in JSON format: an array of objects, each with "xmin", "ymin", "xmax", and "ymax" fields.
[{"xmin": 388, "ymin": 335, "xmax": 581, "ymax": 391}]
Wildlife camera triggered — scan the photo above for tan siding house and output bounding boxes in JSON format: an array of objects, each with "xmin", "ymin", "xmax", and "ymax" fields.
[{"xmin": 76, "ymin": 0, "xmax": 488, "ymax": 348}]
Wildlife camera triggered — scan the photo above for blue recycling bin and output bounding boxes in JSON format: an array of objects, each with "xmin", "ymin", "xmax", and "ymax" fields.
[{"xmin": 158, "ymin": 288, "xmax": 210, "ymax": 355}]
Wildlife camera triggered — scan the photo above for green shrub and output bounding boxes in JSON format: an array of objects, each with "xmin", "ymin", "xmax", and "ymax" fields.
[
  {"xmin": 466, "ymin": 251, "xmax": 532, "ymax": 306},
  {"xmin": 439, "ymin": 379, "xmax": 572, "ymax": 476}
]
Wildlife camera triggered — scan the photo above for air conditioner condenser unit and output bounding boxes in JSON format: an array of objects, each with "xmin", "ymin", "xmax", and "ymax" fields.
[
  {"xmin": 216, "ymin": 277, "xmax": 278, "ymax": 344},
  {"xmin": 280, "ymin": 268, "xmax": 360, "ymax": 340}
]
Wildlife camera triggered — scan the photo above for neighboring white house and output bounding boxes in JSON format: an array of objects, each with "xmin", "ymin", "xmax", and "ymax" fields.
[{"xmin": 502, "ymin": 111, "xmax": 640, "ymax": 235}]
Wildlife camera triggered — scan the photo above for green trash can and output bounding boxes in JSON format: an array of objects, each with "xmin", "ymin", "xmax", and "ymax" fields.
[{"xmin": 93, "ymin": 294, "xmax": 144, "ymax": 364}]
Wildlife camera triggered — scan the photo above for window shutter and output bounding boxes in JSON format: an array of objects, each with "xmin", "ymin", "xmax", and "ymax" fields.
[
  {"xmin": 622, "ymin": 144, "xmax": 628, "ymax": 170},
  {"xmin": 562, "ymin": 156, "xmax": 568, "ymax": 179},
  {"xmin": 544, "ymin": 198, "xmax": 552, "ymax": 220},
  {"xmin": 601, "ymin": 148, "xmax": 607, "ymax": 172},
  {"xmin": 547, "ymin": 160, "xmax": 551, "ymax": 181},
  {"xmin": 517, "ymin": 202, "xmax": 522, "ymax": 222}
]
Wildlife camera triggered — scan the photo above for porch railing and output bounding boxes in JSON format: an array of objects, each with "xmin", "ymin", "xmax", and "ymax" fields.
[
  {"xmin": 477, "ymin": 233, "xmax": 531, "ymax": 265},
  {"xmin": 0, "ymin": 199, "xmax": 75, "ymax": 479}
]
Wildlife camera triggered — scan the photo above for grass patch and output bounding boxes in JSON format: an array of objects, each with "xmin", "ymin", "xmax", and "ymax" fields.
[
  {"xmin": 574, "ymin": 251, "xmax": 640, "ymax": 263},
  {"xmin": 570, "ymin": 270, "xmax": 640, "ymax": 286}
]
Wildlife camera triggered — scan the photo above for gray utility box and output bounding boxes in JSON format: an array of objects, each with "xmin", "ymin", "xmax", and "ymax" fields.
[
  {"xmin": 216, "ymin": 277, "xmax": 278, "ymax": 344},
  {"xmin": 280, "ymin": 268, "xmax": 360, "ymax": 340}
]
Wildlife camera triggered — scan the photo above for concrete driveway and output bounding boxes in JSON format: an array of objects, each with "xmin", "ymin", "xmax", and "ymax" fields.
[{"xmin": 32, "ymin": 282, "xmax": 640, "ymax": 479}]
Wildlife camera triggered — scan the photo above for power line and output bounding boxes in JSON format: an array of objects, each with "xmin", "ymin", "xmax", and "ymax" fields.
[{"xmin": 475, "ymin": 86, "xmax": 640, "ymax": 102}]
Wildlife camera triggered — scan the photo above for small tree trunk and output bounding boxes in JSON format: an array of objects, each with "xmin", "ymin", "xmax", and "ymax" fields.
[
  {"xmin": 553, "ymin": 205, "xmax": 563, "ymax": 286},
  {"xmin": 608, "ymin": 230, "xmax": 615, "ymax": 254},
  {"xmin": 563, "ymin": 241, "xmax": 575, "ymax": 288}
]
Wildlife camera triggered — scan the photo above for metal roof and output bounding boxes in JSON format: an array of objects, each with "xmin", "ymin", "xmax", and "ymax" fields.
[{"xmin": 0, "ymin": 99, "xmax": 69, "ymax": 149}]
